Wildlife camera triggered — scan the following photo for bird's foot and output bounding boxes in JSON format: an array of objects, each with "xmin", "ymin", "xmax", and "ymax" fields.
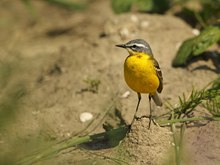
[
  {"xmin": 128, "ymin": 115, "xmax": 160, "ymax": 133},
  {"xmin": 148, "ymin": 115, "xmax": 160, "ymax": 129},
  {"xmin": 135, "ymin": 115, "xmax": 160, "ymax": 129}
]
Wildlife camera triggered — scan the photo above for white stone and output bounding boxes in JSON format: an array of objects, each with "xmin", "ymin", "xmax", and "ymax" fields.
[
  {"xmin": 130, "ymin": 15, "xmax": 139, "ymax": 23},
  {"xmin": 140, "ymin": 21, "xmax": 150, "ymax": 29},
  {"xmin": 192, "ymin": 29, "xmax": 200, "ymax": 36},
  {"xmin": 80, "ymin": 112, "xmax": 93, "ymax": 122},
  {"xmin": 121, "ymin": 90, "xmax": 130, "ymax": 98}
]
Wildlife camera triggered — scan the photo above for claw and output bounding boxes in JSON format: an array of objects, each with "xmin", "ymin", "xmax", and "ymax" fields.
[{"xmin": 148, "ymin": 116, "xmax": 160, "ymax": 129}]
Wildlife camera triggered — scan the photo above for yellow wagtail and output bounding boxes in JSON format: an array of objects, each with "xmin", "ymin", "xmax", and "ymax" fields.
[{"xmin": 116, "ymin": 39, "xmax": 163, "ymax": 128}]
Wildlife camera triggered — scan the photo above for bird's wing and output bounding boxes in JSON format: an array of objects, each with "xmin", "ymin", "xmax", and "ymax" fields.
[{"xmin": 153, "ymin": 58, "xmax": 163, "ymax": 93}]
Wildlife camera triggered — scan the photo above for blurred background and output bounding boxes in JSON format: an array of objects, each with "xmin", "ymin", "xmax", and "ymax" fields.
[{"xmin": 0, "ymin": 0, "xmax": 219, "ymax": 164}]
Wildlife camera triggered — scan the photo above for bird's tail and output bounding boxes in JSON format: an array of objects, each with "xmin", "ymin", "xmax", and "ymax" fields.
[{"xmin": 151, "ymin": 92, "xmax": 162, "ymax": 106}]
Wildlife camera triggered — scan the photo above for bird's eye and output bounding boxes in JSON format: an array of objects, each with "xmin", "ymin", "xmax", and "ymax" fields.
[{"xmin": 132, "ymin": 45, "xmax": 137, "ymax": 48}]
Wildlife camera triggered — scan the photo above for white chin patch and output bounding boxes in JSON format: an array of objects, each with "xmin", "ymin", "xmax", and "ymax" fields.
[{"xmin": 127, "ymin": 49, "xmax": 135, "ymax": 54}]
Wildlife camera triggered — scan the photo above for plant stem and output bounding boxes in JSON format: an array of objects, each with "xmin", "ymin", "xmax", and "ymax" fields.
[
  {"xmin": 157, "ymin": 116, "xmax": 220, "ymax": 125},
  {"xmin": 17, "ymin": 136, "xmax": 91, "ymax": 165},
  {"xmin": 179, "ymin": 124, "xmax": 186, "ymax": 164},
  {"xmin": 17, "ymin": 126, "xmax": 128, "ymax": 165},
  {"xmin": 17, "ymin": 115, "xmax": 220, "ymax": 165},
  {"xmin": 170, "ymin": 110, "xmax": 181, "ymax": 165}
]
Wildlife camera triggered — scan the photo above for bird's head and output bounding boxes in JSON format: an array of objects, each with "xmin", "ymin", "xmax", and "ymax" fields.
[{"xmin": 116, "ymin": 39, "xmax": 153, "ymax": 56}]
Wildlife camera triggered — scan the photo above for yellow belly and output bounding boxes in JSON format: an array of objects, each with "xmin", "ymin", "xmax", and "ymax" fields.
[{"xmin": 124, "ymin": 53, "xmax": 159, "ymax": 94}]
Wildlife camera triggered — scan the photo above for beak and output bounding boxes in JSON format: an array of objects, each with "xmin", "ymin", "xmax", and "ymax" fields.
[{"xmin": 115, "ymin": 44, "xmax": 126, "ymax": 48}]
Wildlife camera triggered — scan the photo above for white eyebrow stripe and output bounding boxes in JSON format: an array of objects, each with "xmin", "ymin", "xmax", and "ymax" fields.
[
  {"xmin": 134, "ymin": 43, "xmax": 146, "ymax": 48},
  {"xmin": 128, "ymin": 43, "xmax": 147, "ymax": 48}
]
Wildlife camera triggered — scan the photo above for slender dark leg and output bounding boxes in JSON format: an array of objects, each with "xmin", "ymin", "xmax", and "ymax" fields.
[
  {"xmin": 130, "ymin": 92, "xmax": 141, "ymax": 127},
  {"xmin": 148, "ymin": 94, "xmax": 152, "ymax": 129}
]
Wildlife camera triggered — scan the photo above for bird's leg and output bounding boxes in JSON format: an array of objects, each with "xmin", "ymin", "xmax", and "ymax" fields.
[
  {"xmin": 148, "ymin": 94, "xmax": 160, "ymax": 129},
  {"xmin": 130, "ymin": 92, "xmax": 141, "ymax": 127},
  {"xmin": 148, "ymin": 94, "xmax": 152, "ymax": 129}
]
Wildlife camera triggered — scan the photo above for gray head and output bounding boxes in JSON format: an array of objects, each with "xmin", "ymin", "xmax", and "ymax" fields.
[{"xmin": 116, "ymin": 39, "xmax": 153, "ymax": 55}]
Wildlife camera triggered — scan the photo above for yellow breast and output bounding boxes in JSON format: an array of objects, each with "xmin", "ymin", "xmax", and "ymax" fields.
[{"xmin": 124, "ymin": 53, "xmax": 159, "ymax": 94}]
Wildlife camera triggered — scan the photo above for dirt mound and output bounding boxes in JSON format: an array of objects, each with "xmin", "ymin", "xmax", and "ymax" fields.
[{"xmin": 122, "ymin": 118, "xmax": 172, "ymax": 165}]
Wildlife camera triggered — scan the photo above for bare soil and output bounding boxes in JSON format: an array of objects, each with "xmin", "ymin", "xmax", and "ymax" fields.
[{"xmin": 0, "ymin": 0, "xmax": 219, "ymax": 165}]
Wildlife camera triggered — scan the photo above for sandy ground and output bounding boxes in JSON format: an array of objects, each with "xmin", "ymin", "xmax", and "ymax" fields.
[{"xmin": 0, "ymin": 0, "xmax": 220, "ymax": 165}]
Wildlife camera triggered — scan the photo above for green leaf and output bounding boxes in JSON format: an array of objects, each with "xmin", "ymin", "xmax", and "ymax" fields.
[
  {"xmin": 111, "ymin": 0, "xmax": 133, "ymax": 14},
  {"xmin": 205, "ymin": 77, "xmax": 220, "ymax": 117},
  {"xmin": 212, "ymin": 76, "xmax": 220, "ymax": 90},
  {"xmin": 172, "ymin": 38, "xmax": 194, "ymax": 67},
  {"xmin": 172, "ymin": 25, "xmax": 220, "ymax": 67},
  {"xmin": 193, "ymin": 26, "xmax": 220, "ymax": 55},
  {"xmin": 134, "ymin": 0, "xmax": 153, "ymax": 12},
  {"xmin": 149, "ymin": 0, "xmax": 170, "ymax": 13},
  {"xmin": 111, "ymin": 0, "xmax": 170, "ymax": 14}
]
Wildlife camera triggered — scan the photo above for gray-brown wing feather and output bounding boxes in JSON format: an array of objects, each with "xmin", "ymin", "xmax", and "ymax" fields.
[{"xmin": 153, "ymin": 58, "xmax": 163, "ymax": 93}]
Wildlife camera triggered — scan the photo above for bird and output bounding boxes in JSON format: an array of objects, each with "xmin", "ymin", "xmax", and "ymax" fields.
[{"xmin": 116, "ymin": 39, "xmax": 163, "ymax": 128}]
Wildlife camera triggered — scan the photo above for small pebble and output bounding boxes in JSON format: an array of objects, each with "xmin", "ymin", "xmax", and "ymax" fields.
[
  {"xmin": 121, "ymin": 91, "xmax": 130, "ymax": 98},
  {"xmin": 192, "ymin": 29, "xmax": 200, "ymax": 36},
  {"xmin": 80, "ymin": 112, "xmax": 93, "ymax": 122},
  {"xmin": 66, "ymin": 132, "xmax": 71, "ymax": 137},
  {"xmin": 130, "ymin": 15, "xmax": 138, "ymax": 23},
  {"xmin": 119, "ymin": 28, "xmax": 130, "ymax": 38},
  {"xmin": 140, "ymin": 21, "xmax": 150, "ymax": 29}
]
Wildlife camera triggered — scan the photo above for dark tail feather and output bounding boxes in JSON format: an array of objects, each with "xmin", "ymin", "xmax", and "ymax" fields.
[{"xmin": 151, "ymin": 92, "xmax": 162, "ymax": 106}]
